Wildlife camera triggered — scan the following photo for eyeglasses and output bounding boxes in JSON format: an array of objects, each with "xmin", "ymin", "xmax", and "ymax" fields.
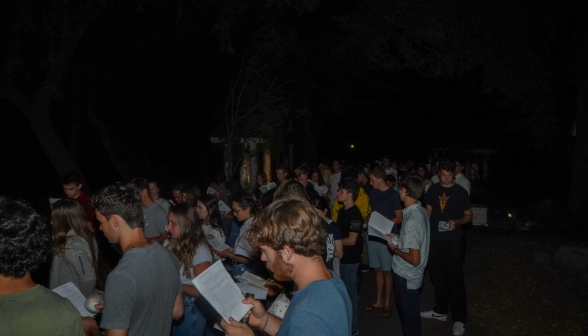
[{"xmin": 233, "ymin": 208, "xmax": 243, "ymax": 213}]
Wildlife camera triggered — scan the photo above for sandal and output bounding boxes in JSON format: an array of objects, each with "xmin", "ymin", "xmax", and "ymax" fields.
[
  {"xmin": 364, "ymin": 304, "xmax": 381, "ymax": 312},
  {"xmin": 380, "ymin": 307, "xmax": 392, "ymax": 318}
]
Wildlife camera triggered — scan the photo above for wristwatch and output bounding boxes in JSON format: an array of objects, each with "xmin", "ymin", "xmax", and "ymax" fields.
[{"xmin": 228, "ymin": 250, "xmax": 234, "ymax": 259}]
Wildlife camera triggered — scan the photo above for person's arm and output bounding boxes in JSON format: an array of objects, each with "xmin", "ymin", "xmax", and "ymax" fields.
[
  {"xmin": 342, "ymin": 232, "xmax": 358, "ymax": 246},
  {"xmin": 220, "ymin": 297, "xmax": 281, "ymax": 336},
  {"xmin": 390, "ymin": 245, "xmax": 420, "ymax": 267},
  {"xmin": 448, "ymin": 208, "xmax": 473, "ymax": 230},
  {"xmin": 183, "ymin": 261, "xmax": 212, "ymax": 297},
  {"xmin": 391, "ymin": 209, "xmax": 403, "ymax": 226},
  {"xmin": 334, "ymin": 239, "xmax": 343, "ymax": 259},
  {"xmin": 426, "ymin": 205, "xmax": 432, "ymax": 218},
  {"xmin": 105, "ymin": 330, "xmax": 128, "ymax": 336},
  {"xmin": 214, "ymin": 247, "xmax": 253, "ymax": 265},
  {"xmin": 66, "ymin": 246, "xmax": 97, "ymax": 298},
  {"xmin": 151, "ymin": 232, "xmax": 168, "ymax": 245},
  {"xmin": 172, "ymin": 293, "xmax": 184, "ymax": 320}
]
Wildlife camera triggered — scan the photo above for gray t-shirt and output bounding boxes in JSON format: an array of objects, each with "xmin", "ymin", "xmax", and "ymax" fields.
[
  {"xmin": 235, "ymin": 217, "xmax": 255, "ymax": 259},
  {"xmin": 392, "ymin": 203, "xmax": 430, "ymax": 289},
  {"xmin": 179, "ymin": 244, "xmax": 216, "ymax": 285},
  {"xmin": 101, "ymin": 242, "xmax": 182, "ymax": 335},
  {"xmin": 155, "ymin": 198, "xmax": 171, "ymax": 212},
  {"xmin": 143, "ymin": 202, "xmax": 168, "ymax": 239}
]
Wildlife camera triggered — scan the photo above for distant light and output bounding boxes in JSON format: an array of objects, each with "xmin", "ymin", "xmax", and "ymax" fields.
[
  {"xmin": 508, "ymin": 213, "xmax": 512, "ymax": 218},
  {"xmin": 350, "ymin": 144, "xmax": 355, "ymax": 149}
]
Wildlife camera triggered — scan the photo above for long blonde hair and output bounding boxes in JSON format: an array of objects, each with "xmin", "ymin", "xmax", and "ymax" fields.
[
  {"xmin": 51, "ymin": 199, "xmax": 99, "ymax": 277},
  {"xmin": 167, "ymin": 203, "xmax": 214, "ymax": 278}
]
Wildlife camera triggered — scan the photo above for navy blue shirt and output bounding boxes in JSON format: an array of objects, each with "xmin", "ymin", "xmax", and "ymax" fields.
[{"xmin": 369, "ymin": 187, "xmax": 402, "ymax": 243}]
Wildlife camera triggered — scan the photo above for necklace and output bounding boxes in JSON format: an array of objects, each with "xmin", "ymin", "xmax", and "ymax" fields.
[{"xmin": 124, "ymin": 239, "xmax": 152, "ymax": 253}]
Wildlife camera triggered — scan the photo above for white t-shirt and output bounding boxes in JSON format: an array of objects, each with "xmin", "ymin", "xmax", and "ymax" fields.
[
  {"xmin": 313, "ymin": 184, "xmax": 329, "ymax": 197},
  {"xmin": 431, "ymin": 175, "xmax": 440, "ymax": 184},
  {"xmin": 455, "ymin": 173, "xmax": 471, "ymax": 195},
  {"xmin": 155, "ymin": 198, "xmax": 171, "ymax": 212},
  {"xmin": 202, "ymin": 224, "xmax": 226, "ymax": 243},
  {"xmin": 329, "ymin": 172, "xmax": 341, "ymax": 205},
  {"xmin": 385, "ymin": 168, "xmax": 398, "ymax": 178}
]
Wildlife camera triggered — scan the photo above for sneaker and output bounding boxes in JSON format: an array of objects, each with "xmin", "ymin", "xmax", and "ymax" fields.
[
  {"xmin": 453, "ymin": 322, "xmax": 465, "ymax": 335},
  {"xmin": 420, "ymin": 310, "xmax": 448, "ymax": 321},
  {"xmin": 360, "ymin": 264, "xmax": 370, "ymax": 272},
  {"xmin": 352, "ymin": 330, "xmax": 359, "ymax": 336}
]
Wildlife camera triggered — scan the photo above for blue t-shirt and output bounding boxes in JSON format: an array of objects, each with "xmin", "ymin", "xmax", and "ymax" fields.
[
  {"xmin": 369, "ymin": 187, "xmax": 402, "ymax": 243},
  {"xmin": 276, "ymin": 272, "xmax": 352, "ymax": 336}
]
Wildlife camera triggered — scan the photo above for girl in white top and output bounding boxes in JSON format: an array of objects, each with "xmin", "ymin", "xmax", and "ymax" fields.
[
  {"xmin": 196, "ymin": 195, "xmax": 226, "ymax": 244},
  {"xmin": 167, "ymin": 204, "xmax": 217, "ymax": 336},
  {"xmin": 310, "ymin": 168, "xmax": 329, "ymax": 197}
]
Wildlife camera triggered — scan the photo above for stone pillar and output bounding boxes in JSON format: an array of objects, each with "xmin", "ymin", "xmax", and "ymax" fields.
[
  {"xmin": 248, "ymin": 141, "xmax": 258, "ymax": 192},
  {"xmin": 264, "ymin": 147, "xmax": 272, "ymax": 183}
]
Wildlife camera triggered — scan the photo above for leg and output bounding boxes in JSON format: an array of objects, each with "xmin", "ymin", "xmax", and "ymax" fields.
[
  {"xmin": 340, "ymin": 263, "xmax": 360, "ymax": 333},
  {"xmin": 379, "ymin": 242, "xmax": 395, "ymax": 314},
  {"xmin": 367, "ymin": 241, "xmax": 384, "ymax": 308},
  {"xmin": 383, "ymin": 270, "xmax": 393, "ymax": 309},
  {"xmin": 394, "ymin": 272, "xmax": 422, "ymax": 336},
  {"xmin": 428, "ymin": 238, "xmax": 450, "ymax": 315},
  {"xmin": 447, "ymin": 238, "xmax": 468, "ymax": 324},
  {"xmin": 373, "ymin": 268, "xmax": 384, "ymax": 307}
]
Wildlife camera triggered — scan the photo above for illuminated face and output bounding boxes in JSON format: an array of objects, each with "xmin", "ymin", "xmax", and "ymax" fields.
[
  {"xmin": 399, "ymin": 187, "xmax": 407, "ymax": 202},
  {"xmin": 172, "ymin": 190, "xmax": 183, "ymax": 204},
  {"xmin": 276, "ymin": 169, "xmax": 288, "ymax": 182},
  {"xmin": 337, "ymin": 188, "xmax": 352, "ymax": 203},
  {"xmin": 148, "ymin": 182, "xmax": 160, "ymax": 199},
  {"xmin": 260, "ymin": 245, "xmax": 293, "ymax": 281},
  {"xmin": 167, "ymin": 212, "xmax": 180, "ymax": 239},
  {"xmin": 417, "ymin": 167, "xmax": 426, "ymax": 178},
  {"xmin": 97, "ymin": 211, "xmax": 117, "ymax": 244},
  {"xmin": 256, "ymin": 175, "xmax": 264, "ymax": 186},
  {"xmin": 296, "ymin": 174, "xmax": 309, "ymax": 187},
  {"xmin": 63, "ymin": 183, "xmax": 82, "ymax": 199},
  {"xmin": 232, "ymin": 201, "xmax": 251, "ymax": 222},
  {"xmin": 439, "ymin": 169, "xmax": 455, "ymax": 187},
  {"xmin": 196, "ymin": 200, "xmax": 209, "ymax": 221},
  {"xmin": 370, "ymin": 175, "xmax": 384, "ymax": 189},
  {"xmin": 357, "ymin": 173, "xmax": 367, "ymax": 184}
]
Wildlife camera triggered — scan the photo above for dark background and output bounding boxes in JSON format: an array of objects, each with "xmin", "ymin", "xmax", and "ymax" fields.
[{"xmin": 0, "ymin": 0, "xmax": 584, "ymax": 217}]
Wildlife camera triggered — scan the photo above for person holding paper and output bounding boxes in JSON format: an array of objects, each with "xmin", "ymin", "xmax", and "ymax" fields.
[
  {"xmin": 49, "ymin": 199, "xmax": 99, "ymax": 298},
  {"xmin": 336, "ymin": 182, "xmax": 364, "ymax": 336},
  {"xmin": 0, "ymin": 197, "xmax": 85, "ymax": 336},
  {"xmin": 196, "ymin": 195, "xmax": 227, "ymax": 245},
  {"xmin": 86, "ymin": 183, "xmax": 185, "ymax": 336},
  {"xmin": 219, "ymin": 199, "xmax": 352, "ymax": 336},
  {"xmin": 366, "ymin": 166, "xmax": 403, "ymax": 318},
  {"xmin": 213, "ymin": 192, "xmax": 260, "ymax": 277},
  {"xmin": 386, "ymin": 175, "xmax": 430, "ymax": 336},
  {"xmin": 131, "ymin": 178, "xmax": 169, "ymax": 245},
  {"xmin": 167, "ymin": 203, "xmax": 218, "ymax": 336}
]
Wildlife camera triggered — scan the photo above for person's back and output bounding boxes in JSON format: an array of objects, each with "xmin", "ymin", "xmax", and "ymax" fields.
[
  {"xmin": 101, "ymin": 237, "xmax": 181, "ymax": 336},
  {"xmin": 50, "ymin": 231, "xmax": 98, "ymax": 297},
  {"xmin": 277, "ymin": 275, "xmax": 352, "ymax": 336},
  {"xmin": 0, "ymin": 285, "xmax": 84, "ymax": 336}
]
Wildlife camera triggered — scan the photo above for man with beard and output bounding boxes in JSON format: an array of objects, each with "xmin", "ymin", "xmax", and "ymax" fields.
[{"xmin": 220, "ymin": 199, "xmax": 352, "ymax": 336}]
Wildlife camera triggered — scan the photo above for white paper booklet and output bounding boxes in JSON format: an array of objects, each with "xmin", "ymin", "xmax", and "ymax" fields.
[
  {"xmin": 368, "ymin": 211, "xmax": 395, "ymax": 243},
  {"xmin": 236, "ymin": 282, "xmax": 268, "ymax": 300},
  {"xmin": 206, "ymin": 234, "xmax": 230, "ymax": 251},
  {"xmin": 192, "ymin": 260, "xmax": 252, "ymax": 323},
  {"xmin": 259, "ymin": 182, "xmax": 277, "ymax": 194},
  {"xmin": 52, "ymin": 282, "xmax": 95, "ymax": 317},
  {"xmin": 207, "ymin": 187, "xmax": 218, "ymax": 195},
  {"xmin": 218, "ymin": 201, "xmax": 232, "ymax": 215},
  {"xmin": 240, "ymin": 271, "xmax": 268, "ymax": 288}
]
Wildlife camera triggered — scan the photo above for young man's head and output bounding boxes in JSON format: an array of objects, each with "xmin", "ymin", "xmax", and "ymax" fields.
[
  {"xmin": 273, "ymin": 180, "xmax": 309, "ymax": 203},
  {"xmin": 382, "ymin": 156, "xmax": 392, "ymax": 168},
  {"xmin": 455, "ymin": 159, "xmax": 465, "ymax": 175},
  {"xmin": 93, "ymin": 183, "xmax": 144, "ymax": 243},
  {"xmin": 294, "ymin": 166, "xmax": 309, "ymax": 187},
  {"xmin": 171, "ymin": 184, "xmax": 185, "ymax": 204},
  {"xmin": 386, "ymin": 174, "xmax": 397, "ymax": 188},
  {"xmin": 399, "ymin": 175, "xmax": 425, "ymax": 202},
  {"xmin": 332, "ymin": 159, "xmax": 342, "ymax": 173},
  {"xmin": 130, "ymin": 178, "xmax": 150, "ymax": 202},
  {"xmin": 247, "ymin": 199, "xmax": 327, "ymax": 281},
  {"xmin": 216, "ymin": 171, "xmax": 227, "ymax": 188},
  {"xmin": 0, "ymin": 197, "xmax": 49, "ymax": 279},
  {"xmin": 337, "ymin": 182, "xmax": 359, "ymax": 204},
  {"xmin": 62, "ymin": 172, "xmax": 83, "ymax": 199},
  {"xmin": 369, "ymin": 166, "xmax": 388, "ymax": 190},
  {"xmin": 357, "ymin": 167, "xmax": 368, "ymax": 185},
  {"xmin": 275, "ymin": 165, "xmax": 289, "ymax": 183},
  {"xmin": 437, "ymin": 158, "xmax": 456, "ymax": 187}
]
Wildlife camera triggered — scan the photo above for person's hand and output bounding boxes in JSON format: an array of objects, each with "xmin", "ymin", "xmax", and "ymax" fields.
[
  {"xmin": 447, "ymin": 220, "xmax": 457, "ymax": 230},
  {"xmin": 241, "ymin": 296, "xmax": 268, "ymax": 328},
  {"xmin": 264, "ymin": 283, "xmax": 283, "ymax": 297},
  {"xmin": 94, "ymin": 304, "xmax": 104, "ymax": 310},
  {"xmin": 222, "ymin": 213, "xmax": 233, "ymax": 219},
  {"xmin": 213, "ymin": 247, "xmax": 233, "ymax": 258},
  {"xmin": 385, "ymin": 233, "xmax": 397, "ymax": 250},
  {"xmin": 220, "ymin": 317, "xmax": 255, "ymax": 336},
  {"xmin": 82, "ymin": 317, "xmax": 100, "ymax": 335}
]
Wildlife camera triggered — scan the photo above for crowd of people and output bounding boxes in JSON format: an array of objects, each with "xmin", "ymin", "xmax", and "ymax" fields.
[{"xmin": 0, "ymin": 156, "xmax": 473, "ymax": 336}]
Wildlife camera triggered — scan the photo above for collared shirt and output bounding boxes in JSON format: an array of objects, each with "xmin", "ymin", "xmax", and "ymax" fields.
[{"xmin": 392, "ymin": 202, "xmax": 430, "ymax": 289}]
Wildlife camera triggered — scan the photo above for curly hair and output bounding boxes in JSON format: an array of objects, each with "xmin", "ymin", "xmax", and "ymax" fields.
[
  {"xmin": 233, "ymin": 192, "xmax": 260, "ymax": 215},
  {"xmin": 0, "ymin": 197, "xmax": 50, "ymax": 278},
  {"xmin": 92, "ymin": 183, "xmax": 144, "ymax": 229},
  {"xmin": 167, "ymin": 204, "xmax": 213, "ymax": 278},
  {"xmin": 247, "ymin": 199, "xmax": 326, "ymax": 258}
]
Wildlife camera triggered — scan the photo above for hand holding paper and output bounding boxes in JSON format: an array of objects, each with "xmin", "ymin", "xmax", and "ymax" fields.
[{"xmin": 368, "ymin": 211, "xmax": 395, "ymax": 243}]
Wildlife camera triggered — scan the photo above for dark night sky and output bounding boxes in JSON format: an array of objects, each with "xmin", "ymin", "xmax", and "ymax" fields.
[{"xmin": 0, "ymin": 0, "xmax": 582, "ymax": 212}]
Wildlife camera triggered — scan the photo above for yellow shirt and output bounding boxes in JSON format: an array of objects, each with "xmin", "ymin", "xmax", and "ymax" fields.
[{"xmin": 332, "ymin": 187, "xmax": 371, "ymax": 222}]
